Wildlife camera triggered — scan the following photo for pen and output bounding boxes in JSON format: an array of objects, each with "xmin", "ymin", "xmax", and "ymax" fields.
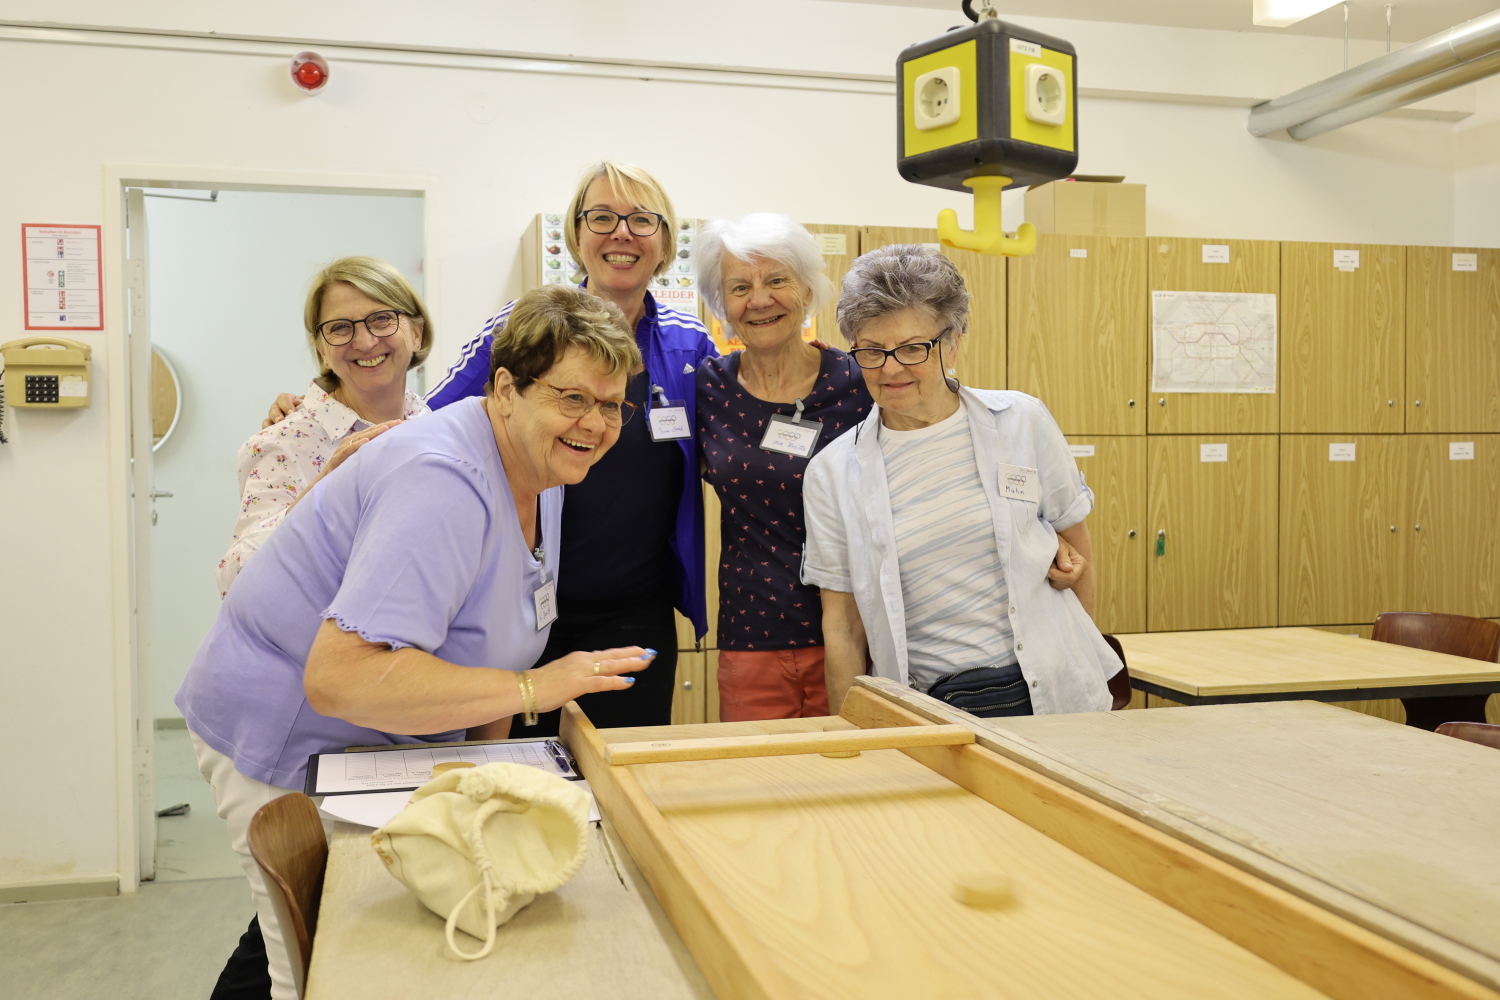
[{"xmin": 547, "ymin": 740, "xmax": 573, "ymax": 776}]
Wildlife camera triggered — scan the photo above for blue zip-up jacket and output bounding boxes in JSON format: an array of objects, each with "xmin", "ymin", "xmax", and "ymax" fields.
[{"xmin": 426, "ymin": 289, "xmax": 717, "ymax": 639}]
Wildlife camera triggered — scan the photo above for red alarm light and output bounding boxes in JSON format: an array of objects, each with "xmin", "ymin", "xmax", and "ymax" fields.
[{"xmin": 289, "ymin": 51, "xmax": 330, "ymax": 93}]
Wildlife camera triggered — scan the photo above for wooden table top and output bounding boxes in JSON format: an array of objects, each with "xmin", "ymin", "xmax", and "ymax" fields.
[
  {"xmin": 305, "ymin": 817, "xmax": 713, "ymax": 1000},
  {"xmin": 1116, "ymin": 626, "xmax": 1500, "ymax": 697},
  {"xmin": 990, "ymin": 701, "xmax": 1500, "ymax": 990}
]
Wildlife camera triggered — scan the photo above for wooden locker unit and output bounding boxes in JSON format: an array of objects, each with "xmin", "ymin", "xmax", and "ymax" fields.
[
  {"xmin": 1280, "ymin": 242, "xmax": 1405, "ymax": 434},
  {"xmin": 801, "ymin": 223, "xmax": 862, "ymax": 345},
  {"xmin": 1147, "ymin": 435, "xmax": 1278, "ymax": 632},
  {"xmin": 1279, "ymin": 435, "xmax": 1407, "ymax": 626},
  {"xmin": 1009, "ymin": 234, "xmax": 1148, "ymax": 435},
  {"xmin": 1147, "ymin": 237, "xmax": 1280, "ymax": 435},
  {"xmin": 858, "ymin": 226, "xmax": 1006, "ymax": 389},
  {"xmin": 1065, "ymin": 436, "xmax": 1146, "ymax": 635},
  {"xmin": 1407, "ymin": 434, "xmax": 1500, "ymax": 619},
  {"xmin": 1406, "ymin": 246, "xmax": 1500, "ymax": 433}
]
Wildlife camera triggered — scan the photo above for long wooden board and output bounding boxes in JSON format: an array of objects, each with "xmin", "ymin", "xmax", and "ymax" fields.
[{"xmin": 605, "ymin": 725, "xmax": 973, "ymax": 764}]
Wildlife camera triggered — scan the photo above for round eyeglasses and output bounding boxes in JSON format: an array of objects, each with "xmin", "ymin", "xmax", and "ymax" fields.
[
  {"xmin": 577, "ymin": 209, "xmax": 665, "ymax": 238},
  {"xmin": 849, "ymin": 330, "xmax": 953, "ymax": 370},
  {"xmin": 533, "ymin": 379, "xmax": 638, "ymax": 426},
  {"xmin": 315, "ymin": 309, "xmax": 405, "ymax": 347}
]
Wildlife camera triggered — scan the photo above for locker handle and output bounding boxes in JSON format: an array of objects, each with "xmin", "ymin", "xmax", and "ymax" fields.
[
  {"xmin": 683, "ymin": 680, "xmax": 694, "ymax": 690},
  {"xmin": 1128, "ymin": 399, "xmax": 1137, "ymax": 408},
  {"xmin": 1414, "ymin": 524, "xmax": 1422, "ymax": 532},
  {"xmin": 1390, "ymin": 525, "xmax": 1398, "ymax": 533},
  {"xmin": 1415, "ymin": 400, "xmax": 1423, "ymax": 407},
  {"xmin": 1387, "ymin": 400, "xmax": 1395, "ymax": 407},
  {"xmin": 1127, "ymin": 529, "xmax": 1138, "ymax": 539},
  {"xmin": 1156, "ymin": 529, "xmax": 1166, "ymax": 556}
]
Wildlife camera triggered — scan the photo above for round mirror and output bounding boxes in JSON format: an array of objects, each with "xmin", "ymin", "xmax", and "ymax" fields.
[{"xmin": 151, "ymin": 346, "xmax": 182, "ymax": 451}]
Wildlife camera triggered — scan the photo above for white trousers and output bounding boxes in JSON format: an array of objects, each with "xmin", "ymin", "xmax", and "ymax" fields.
[{"xmin": 191, "ymin": 731, "xmax": 327, "ymax": 1000}]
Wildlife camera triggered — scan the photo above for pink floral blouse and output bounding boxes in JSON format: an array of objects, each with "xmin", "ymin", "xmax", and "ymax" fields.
[{"xmin": 215, "ymin": 379, "xmax": 428, "ymax": 597}]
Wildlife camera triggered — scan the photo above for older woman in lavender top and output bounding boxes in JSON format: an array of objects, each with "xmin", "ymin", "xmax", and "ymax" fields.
[{"xmin": 177, "ymin": 286, "xmax": 653, "ymax": 1000}]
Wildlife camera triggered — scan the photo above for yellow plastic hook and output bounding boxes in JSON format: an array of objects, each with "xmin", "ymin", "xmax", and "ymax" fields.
[{"xmin": 937, "ymin": 175, "xmax": 1037, "ymax": 257}]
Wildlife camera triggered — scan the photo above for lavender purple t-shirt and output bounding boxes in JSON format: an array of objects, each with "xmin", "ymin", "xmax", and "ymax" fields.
[{"xmin": 176, "ymin": 396, "xmax": 561, "ymax": 789}]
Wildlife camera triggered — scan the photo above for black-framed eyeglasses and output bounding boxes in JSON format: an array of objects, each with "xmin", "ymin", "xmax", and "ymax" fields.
[
  {"xmin": 849, "ymin": 329, "xmax": 953, "ymax": 370},
  {"xmin": 533, "ymin": 379, "xmax": 638, "ymax": 426},
  {"xmin": 315, "ymin": 309, "xmax": 405, "ymax": 346},
  {"xmin": 577, "ymin": 209, "xmax": 665, "ymax": 237}
]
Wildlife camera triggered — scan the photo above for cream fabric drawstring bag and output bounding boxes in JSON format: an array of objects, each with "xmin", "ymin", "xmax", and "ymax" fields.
[{"xmin": 371, "ymin": 762, "xmax": 590, "ymax": 960}]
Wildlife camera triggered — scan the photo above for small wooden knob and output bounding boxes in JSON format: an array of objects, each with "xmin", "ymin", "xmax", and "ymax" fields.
[
  {"xmin": 432, "ymin": 761, "xmax": 476, "ymax": 777},
  {"xmin": 952, "ymin": 872, "xmax": 1016, "ymax": 908}
]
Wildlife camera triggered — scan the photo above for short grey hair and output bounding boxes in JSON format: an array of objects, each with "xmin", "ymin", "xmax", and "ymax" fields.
[
  {"xmin": 836, "ymin": 244, "xmax": 970, "ymax": 343},
  {"xmin": 693, "ymin": 214, "xmax": 834, "ymax": 323}
]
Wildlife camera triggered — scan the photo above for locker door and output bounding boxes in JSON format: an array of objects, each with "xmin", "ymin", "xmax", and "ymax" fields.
[
  {"xmin": 1147, "ymin": 435, "xmax": 1278, "ymax": 632},
  {"xmin": 1147, "ymin": 237, "xmax": 1279, "ymax": 435},
  {"xmin": 1408, "ymin": 435, "xmax": 1500, "ymax": 618},
  {"xmin": 1065, "ymin": 436, "xmax": 1146, "ymax": 635},
  {"xmin": 1281, "ymin": 242, "xmax": 1404, "ymax": 433},
  {"xmin": 801, "ymin": 223, "xmax": 862, "ymax": 347},
  {"xmin": 1009, "ymin": 233, "xmax": 1148, "ymax": 435},
  {"xmin": 1279, "ymin": 435, "xmax": 1406, "ymax": 625},
  {"xmin": 859, "ymin": 226, "xmax": 1006, "ymax": 389},
  {"xmin": 1407, "ymin": 247, "xmax": 1500, "ymax": 433}
]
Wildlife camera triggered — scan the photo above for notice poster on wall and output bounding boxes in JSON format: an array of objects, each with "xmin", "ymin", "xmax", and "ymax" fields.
[
  {"xmin": 1151, "ymin": 290, "xmax": 1276, "ymax": 394},
  {"xmin": 22, "ymin": 224, "xmax": 103, "ymax": 330},
  {"xmin": 535, "ymin": 213, "xmax": 699, "ymax": 317}
]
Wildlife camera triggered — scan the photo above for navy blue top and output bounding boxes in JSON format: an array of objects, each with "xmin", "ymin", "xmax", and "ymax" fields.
[
  {"xmin": 426, "ymin": 291, "xmax": 716, "ymax": 636},
  {"xmin": 697, "ymin": 347, "xmax": 872, "ymax": 650}
]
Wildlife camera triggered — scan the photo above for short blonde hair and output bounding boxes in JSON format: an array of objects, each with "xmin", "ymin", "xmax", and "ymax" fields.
[
  {"xmin": 564, "ymin": 161, "xmax": 677, "ymax": 282},
  {"xmin": 489, "ymin": 285, "xmax": 641, "ymax": 392},
  {"xmin": 304, "ymin": 256, "xmax": 433, "ymax": 386}
]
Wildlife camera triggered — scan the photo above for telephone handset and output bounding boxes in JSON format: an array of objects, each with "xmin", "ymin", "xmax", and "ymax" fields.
[{"xmin": 1, "ymin": 336, "xmax": 93, "ymax": 408}]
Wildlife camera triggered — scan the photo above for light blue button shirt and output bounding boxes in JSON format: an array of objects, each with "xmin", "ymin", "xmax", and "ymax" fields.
[
  {"xmin": 177, "ymin": 396, "xmax": 561, "ymax": 789},
  {"xmin": 801, "ymin": 387, "xmax": 1119, "ymax": 715}
]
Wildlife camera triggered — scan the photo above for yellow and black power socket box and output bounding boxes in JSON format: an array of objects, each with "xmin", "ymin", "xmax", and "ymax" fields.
[{"xmin": 897, "ymin": 18, "xmax": 1078, "ymax": 193}]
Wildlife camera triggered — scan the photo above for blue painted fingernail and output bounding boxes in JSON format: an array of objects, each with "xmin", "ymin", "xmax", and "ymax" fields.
[
  {"xmin": 643, "ymin": 648, "xmax": 657, "ymax": 659},
  {"xmin": 623, "ymin": 677, "xmax": 636, "ymax": 684}
]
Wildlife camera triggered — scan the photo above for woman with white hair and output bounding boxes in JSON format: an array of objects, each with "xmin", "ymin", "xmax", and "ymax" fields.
[
  {"xmin": 694, "ymin": 214, "xmax": 872, "ymax": 720},
  {"xmin": 802, "ymin": 244, "xmax": 1122, "ymax": 717}
]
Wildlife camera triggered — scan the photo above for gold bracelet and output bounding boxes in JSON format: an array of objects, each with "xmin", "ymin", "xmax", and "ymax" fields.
[{"xmin": 518, "ymin": 671, "xmax": 538, "ymax": 727}]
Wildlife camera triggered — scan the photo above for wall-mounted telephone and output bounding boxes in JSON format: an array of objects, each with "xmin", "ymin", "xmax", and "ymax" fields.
[{"xmin": 1, "ymin": 337, "xmax": 93, "ymax": 408}]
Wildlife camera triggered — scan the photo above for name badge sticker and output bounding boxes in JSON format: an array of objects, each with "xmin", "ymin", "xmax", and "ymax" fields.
[
  {"xmin": 647, "ymin": 384, "xmax": 691, "ymax": 442},
  {"xmin": 998, "ymin": 463, "xmax": 1040, "ymax": 503},
  {"xmin": 533, "ymin": 580, "xmax": 558, "ymax": 630},
  {"xmin": 760, "ymin": 401, "xmax": 823, "ymax": 458}
]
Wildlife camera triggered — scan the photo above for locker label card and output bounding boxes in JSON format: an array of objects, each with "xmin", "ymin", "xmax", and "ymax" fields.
[
  {"xmin": 1069, "ymin": 444, "xmax": 1095, "ymax": 458},
  {"xmin": 1328, "ymin": 443, "xmax": 1356, "ymax": 462},
  {"xmin": 760, "ymin": 414, "xmax": 822, "ymax": 458},
  {"xmin": 1450, "ymin": 441, "xmax": 1475, "ymax": 460},
  {"xmin": 999, "ymin": 464, "xmax": 1040, "ymax": 502},
  {"xmin": 1200, "ymin": 443, "xmax": 1229, "ymax": 463},
  {"xmin": 1334, "ymin": 249, "xmax": 1360, "ymax": 271},
  {"xmin": 1453, "ymin": 253, "xmax": 1478, "ymax": 272},
  {"xmin": 1201, "ymin": 244, "xmax": 1230, "ymax": 264},
  {"xmin": 816, "ymin": 233, "xmax": 847, "ymax": 255},
  {"xmin": 1069, "ymin": 248, "xmax": 1088, "ymax": 258},
  {"xmin": 648, "ymin": 402, "xmax": 691, "ymax": 441}
]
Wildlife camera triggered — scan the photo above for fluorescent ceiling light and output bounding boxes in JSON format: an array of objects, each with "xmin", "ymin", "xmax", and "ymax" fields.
[{"xmin": 1252, "ymin": 0, "xmax": 1343, "ymax": 27}]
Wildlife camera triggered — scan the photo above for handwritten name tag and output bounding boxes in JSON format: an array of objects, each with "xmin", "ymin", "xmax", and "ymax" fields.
[{"xmin": 998, "ymin": 463, "xmax": 1040, "ymax": 503}]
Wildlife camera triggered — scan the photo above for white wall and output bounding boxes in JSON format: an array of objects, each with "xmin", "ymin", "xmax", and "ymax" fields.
[
  {"xmin": 147, "ymin": 190, "xmax": 424, "ymax": 720},
  {"xmin": 0, "ymin": 0, "xmax": 1487, "ymax": 890}
]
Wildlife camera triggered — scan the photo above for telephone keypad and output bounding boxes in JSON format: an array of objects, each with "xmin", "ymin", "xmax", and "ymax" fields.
[{"xmin": 25, "ymin": 374, "xmax": 59, "ymax": 404}]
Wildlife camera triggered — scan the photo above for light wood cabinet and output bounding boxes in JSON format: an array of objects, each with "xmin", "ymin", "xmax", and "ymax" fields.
[
  {"xmin": 1146, "ymin": 435, "xmax": 1278, "ymax": 631},
  {"xmin": 858, "ymin": 226, "xmax": 1006, "ymax": 389},
  {"xmin": 801, "ymin": 223, "xmax": 862, "ymax": 347},
  {"xmin": 1406, "ymin": 247, "xmax": 1500, "ymax": 433},
  {"xmin": 1065, "ymin": 436, "xmax": 1146, "ymax": 635},
  {"xmin": 670, "ymin": 651, "xmax": 707, "ymax": 724},
  {"xmin": 1279, "ymin": 435, "xmax": 1407, "ymax": 625},
  {"xmin": 1009, "ymin": 234, "xmax": 1148, "ymax": 435},
  {"xmin": 1280, "ymin": 242, "xmax": 1404, "ymax": 434},
  {"xmin": 1147, "ymin": 237, "xmax": 1279, "ymax": 435},
  {"xmin": 1407, "ymin": 434, "xmax": 1500, "ymax": 618}
]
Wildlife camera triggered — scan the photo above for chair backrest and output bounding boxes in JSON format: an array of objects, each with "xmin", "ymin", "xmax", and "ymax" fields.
[
  {"xmin": 1101, "ymin": 634, "xmax": 1132, "ymax": 711},
  {"xmin": 1372, "ymin": 612, "xmax": 1500, "ymax": 663},
  {"xmin": 247, "ymin": 792, "xmax": 327, "ymax": 997},
  {"xmin": 1436, "ymin": 721, "xmax": 1500, "ymax": 750}
]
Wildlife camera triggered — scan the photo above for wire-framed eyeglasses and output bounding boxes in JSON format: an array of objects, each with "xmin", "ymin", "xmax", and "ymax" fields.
[
  {"xmin": 315, "ymin": 309, "xmax": 406, "ymax": 347},
  {"xmin": 577, "ymin": 209, "xmax": 665, "ymax": 237},
  {"xmin": 533, "ymin": 379, "xmax": 637, "ymax": 426},
  {"xmin": 849, "ymin": 329, "xmax": 953, "ymax": 370}
]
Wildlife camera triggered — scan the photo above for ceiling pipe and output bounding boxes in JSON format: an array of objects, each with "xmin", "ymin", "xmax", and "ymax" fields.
[
  {"xmin": 1247, "ymin": 8, "xmax": 1500, "ymax": 137},
  {"xmin": 1288, "ymin": 46, "xmax": 1500, "ymax": 137}
]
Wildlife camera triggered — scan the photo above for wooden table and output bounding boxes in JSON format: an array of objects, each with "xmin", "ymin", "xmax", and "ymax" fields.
[
  {"xmin": 1117, "ymin": 627, "xmax": 1500, "ymax": 724},
  {"xmin": 304, "ymin": 816, "xmax": 713, "ymax": 999}
]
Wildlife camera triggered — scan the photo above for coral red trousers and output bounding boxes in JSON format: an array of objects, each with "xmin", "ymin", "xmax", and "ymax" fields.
[{"xmin": 716, "ymin": 647, "xmax": 831, "ymax": 722}]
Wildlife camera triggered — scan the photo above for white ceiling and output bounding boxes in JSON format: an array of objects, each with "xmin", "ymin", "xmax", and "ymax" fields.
[{"xmin": 826, "ymin": 0, "xmax": 1500, "ymax": 42}]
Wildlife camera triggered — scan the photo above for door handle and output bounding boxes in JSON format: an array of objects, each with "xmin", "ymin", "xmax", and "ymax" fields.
[
  {"xmin": 150, "ymin": 490, "xmax": 174, "ymax": 499},
  {"xmin": 1156, "ymin": 529, "xmax": 1166, "ymax": 556}
]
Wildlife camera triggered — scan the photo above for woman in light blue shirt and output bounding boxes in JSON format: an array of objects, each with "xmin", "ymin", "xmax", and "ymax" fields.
[
  {"xmin": 178, "ymin": 286, "xmax": 653, "ymax": 1000},
  {"xmin": 802, "ymin": 245, "xmax": 1122, "ymax": 718}
]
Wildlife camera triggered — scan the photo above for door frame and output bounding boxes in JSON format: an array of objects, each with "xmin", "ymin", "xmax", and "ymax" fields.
[{"xmin": 102, "ymin": 164, "xmax": 437, "ymax": 892}]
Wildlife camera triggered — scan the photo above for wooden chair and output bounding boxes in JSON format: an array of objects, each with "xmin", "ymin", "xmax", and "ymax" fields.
[
  {"xmin": 1371, "ymin": 612, "xmax": 1500, "ymax": 731},
  {"xmin": 1101, "ymin": 634, "xmax": 1133, "ymax": 711},
  {"xmin": 247, "ymin": 792, "xmax": 328, "ymax": 998},
  {"xmin": 1436, "ymin": 721, "xmax": 1500, "ymax": 750}
]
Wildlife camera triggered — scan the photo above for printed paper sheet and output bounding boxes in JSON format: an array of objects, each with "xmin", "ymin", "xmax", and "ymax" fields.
[{"xmin": 1151, "ymin": 290, "xmax": 1276, "ymax": 394}]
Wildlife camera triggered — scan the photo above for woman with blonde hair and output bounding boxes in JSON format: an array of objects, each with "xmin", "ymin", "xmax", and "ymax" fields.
[{"xmin": 216, "ymin": 256, "xmax": 433, "ymax": 595}]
